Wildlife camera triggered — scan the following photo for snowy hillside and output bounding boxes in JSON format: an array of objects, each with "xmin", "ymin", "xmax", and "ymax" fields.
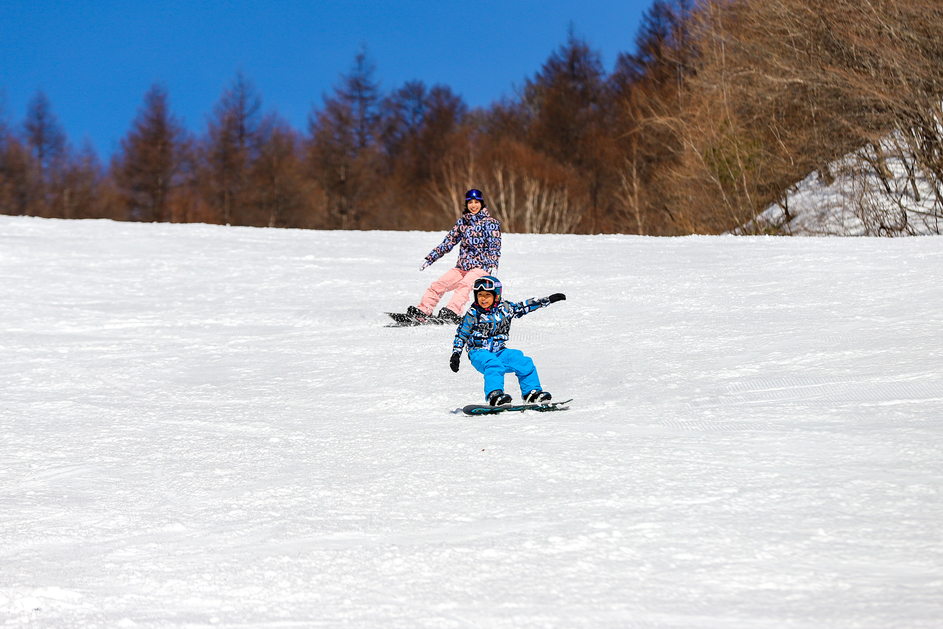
[
  {"xmin": 2, "ymin": 215, "xmax": 942, "ymax": 628},
  {"xmin": 749, "ymin": 136, "xmax": 943, "ymax": 236}
]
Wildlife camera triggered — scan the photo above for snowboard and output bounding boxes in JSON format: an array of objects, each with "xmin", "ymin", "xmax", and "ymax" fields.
[
  {"xmin": 385, "ymin": 311, "xmax": 455, "ymax": 327},
  {"xmin": 461, "ymin": 399, "xmax": 573, "ymax": 416}
]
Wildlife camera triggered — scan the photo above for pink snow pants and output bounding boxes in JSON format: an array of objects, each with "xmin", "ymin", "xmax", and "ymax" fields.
[{"xmin": 419, "ymin": 267, "xmax": 488, "ymax": 316}]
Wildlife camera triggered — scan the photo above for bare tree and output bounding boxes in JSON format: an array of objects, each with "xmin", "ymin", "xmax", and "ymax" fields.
[
  {"xmin": 23, "ymin": 90, "xmax": 66, "ymax": 181},
  {"xmin": 0, "ymin": 95, "xmax": 30, "ymax": 216},
  {"xmin": 22, "ymin": 90, "xmax": 67, "ymax": 216},
  {"xmin": 428, "ymin": 152, "xmax": 478, "ymax": 223},
  {"xmin": 59, "ymin": 141, "xmax": 112, "ymax": 220},
  {"xmin": 658, "ymin": 0, "xmax": 943, "ymax": 234},
  {"xmin": 201, "ymin": 72, "xmax": 265, "ymax": 224},
  {"xmin": 306, "ymin": 47, "xmax": 382, "ymax": 229},
  {"xmin": 380, "ymin": 80, "xmax": 428, "ymax": 166},
  {"xmin": 476, "ymin": 139, "xmax": 585, "ymax": 233},
  {"xmin": 382, "ymin": 83, "xmax": 467, "ymax": 183},
  {"xmin": 113, "ymin": 84, "xmax": 190, "ymax": 222},
  {"xmin": 251, "ymin": 115, "xmax": 308, "ymax": 228},
  {"xmin": 520, "ymin": 28, "xmax": 610, "ymax": 229}
]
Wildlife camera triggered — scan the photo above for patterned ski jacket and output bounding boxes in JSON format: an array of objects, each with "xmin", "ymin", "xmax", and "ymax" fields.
[
  {"xmin": 453, "ymin": 297, "xmax": 553, "ymax": 354},
  {"xmin": 424, "ymin": 208, "xmax": 501, "ymax": 272}
]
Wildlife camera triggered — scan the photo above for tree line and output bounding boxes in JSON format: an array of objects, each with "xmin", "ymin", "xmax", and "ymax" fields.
[{"xmin": 3, "ymin": 0, "xmax": 943, "ymax": 235}]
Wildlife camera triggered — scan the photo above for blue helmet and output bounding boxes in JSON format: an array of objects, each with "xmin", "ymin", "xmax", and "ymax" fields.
[
  {"xmin": 473, "ymin": 275, "xmax": 502, "ymax": 304},
  {"xmin": 465, "ymin": 189, "xmax": 483, "ymax": 202}
]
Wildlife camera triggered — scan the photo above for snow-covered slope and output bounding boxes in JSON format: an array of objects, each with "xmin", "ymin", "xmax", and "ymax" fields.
[{"xmin": 2, "ymin": 216, "xmax": 942, "ymax": 628}]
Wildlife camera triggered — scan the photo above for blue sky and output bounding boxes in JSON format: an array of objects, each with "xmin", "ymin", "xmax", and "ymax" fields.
[{"xmin": 1, "ymin": 1, "xmax": 652, "ymax": 159}]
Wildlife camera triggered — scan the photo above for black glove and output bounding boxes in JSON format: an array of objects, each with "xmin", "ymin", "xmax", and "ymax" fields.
[
  {"xmin": 450, "ymin": 352, "xmax": 461, "ymax": 373},
  {"xmin": 549, "ymin": 293, "xmax": 566, "ymax": 303}
]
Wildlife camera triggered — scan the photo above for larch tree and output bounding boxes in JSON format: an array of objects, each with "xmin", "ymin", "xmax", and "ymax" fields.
[
  {"xmin": 250, "ymin": 114, "xmax": 308, "ymax": 228},
  {"xmin": 306, "ymin": 47, "xmax": 382, "ymax": 229},
  {"xmin": 202, "ymin": 72, "xmax": 265, "ymax": 225},
  {"xmin": 113, "ymin": 84, "xmax": 190, "ymax": 222},
  {"xmin": 0, "ymin": 96, "xmax": 30, "ymax": 215},
  {"xmin": 22, "ymin": 90, "xmax": 67, "ymax": 216}
]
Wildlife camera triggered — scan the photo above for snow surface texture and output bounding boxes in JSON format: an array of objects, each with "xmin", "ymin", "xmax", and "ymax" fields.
[{"xmin": 2, "ymin": 215, "xmax": 942, "ymax": 628}]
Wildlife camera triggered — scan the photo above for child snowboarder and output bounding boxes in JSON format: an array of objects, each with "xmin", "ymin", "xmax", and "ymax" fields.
[
  {"xmin": 449, "ymin": 275, "xmax": 566, "ymax": 406},
  {"xmin": 405, "ymin": 189, "xmax": 501, "ymax": 324}
]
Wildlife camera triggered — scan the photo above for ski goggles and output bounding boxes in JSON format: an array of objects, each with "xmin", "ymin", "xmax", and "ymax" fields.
[
  {"xmin": 465, "ymin": 189, "xmax": 483, "ymax": 202},
  {"xmin": 473, "ymin": 277, "xmax": 498, "ymax": 291}
]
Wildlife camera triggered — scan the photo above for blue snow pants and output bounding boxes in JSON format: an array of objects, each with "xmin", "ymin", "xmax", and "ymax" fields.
[{"xmin": 468, "ymin": 348, "xmax": 541, "ymax": 398}]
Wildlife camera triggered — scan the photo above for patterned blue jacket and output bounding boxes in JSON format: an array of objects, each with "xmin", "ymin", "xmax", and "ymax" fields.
[
  {"xmin": 453, "ymin": 297, "xmax": 553, "ymax": 354},
  {"xmin": 425, "ymin": 208, "xmax": 501, "ymax": 272}
]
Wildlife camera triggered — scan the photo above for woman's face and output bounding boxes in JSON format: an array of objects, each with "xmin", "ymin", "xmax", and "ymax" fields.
[{"xmin": 466, "ymin": 199, "xmax": 482, "ymax": 213}]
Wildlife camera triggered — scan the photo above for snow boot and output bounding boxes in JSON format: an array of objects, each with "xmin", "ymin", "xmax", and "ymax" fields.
[
  {"xmin": 487, "ymin": 389, "xmax": 512, "ymax": 406},
  {"xmin": 437, "ymin": 308, "xmax": 463, "ymax": 324},
  {"xmin": 406, "ymin": 305, "xmax": 430, "ymax": 323},
  {"xmin": 523, "ymin": 389, "xmax": 552, "ymax": 404}
]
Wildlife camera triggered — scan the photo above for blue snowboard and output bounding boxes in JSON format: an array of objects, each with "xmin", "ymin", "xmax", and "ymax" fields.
[{"xmin": 461, "ymin": 399, "xmax": 572, "ymax": 416}]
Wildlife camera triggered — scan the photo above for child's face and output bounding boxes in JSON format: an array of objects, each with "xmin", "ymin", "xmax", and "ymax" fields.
[
  {"xmin": 466, "ymin": 199, "xmax": 482, "ymax": 213},
  {"xmin": 477, "ymin": 291, "xmax": 495, "ymax": 308}
]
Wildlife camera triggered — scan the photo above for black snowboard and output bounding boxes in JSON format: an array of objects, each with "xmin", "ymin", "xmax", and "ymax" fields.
[
  {"xmin": 461, "ymin": 399, "xmax": 573, "ymax": 416},
  {"xmin": 385, "ymin": 311, "xmax": 453, "ymax": 327}
]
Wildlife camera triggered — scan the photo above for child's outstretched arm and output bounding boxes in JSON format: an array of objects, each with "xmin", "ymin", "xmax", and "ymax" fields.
[{"xmin": 508, "ymin": 293, "xmax": 567, "ymax": 318}]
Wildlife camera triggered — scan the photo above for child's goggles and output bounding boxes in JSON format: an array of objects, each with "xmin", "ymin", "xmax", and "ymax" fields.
[{"xmin": 473, "ymin": 277, "xmax": 497, "ymax": 291}]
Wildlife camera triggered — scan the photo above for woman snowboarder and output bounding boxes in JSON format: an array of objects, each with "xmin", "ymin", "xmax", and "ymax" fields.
[{"xmin": 404, "ymin": 189, "xmax": 501, "ymax": 324}]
